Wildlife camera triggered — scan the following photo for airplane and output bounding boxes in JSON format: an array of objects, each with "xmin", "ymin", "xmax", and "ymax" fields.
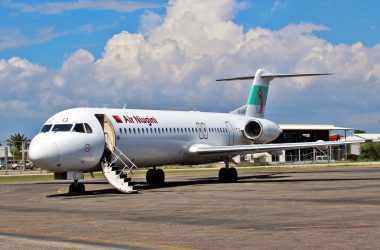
[{"xmin": 28, "ymin": 69, "xmax": 354, "ymax": 194}]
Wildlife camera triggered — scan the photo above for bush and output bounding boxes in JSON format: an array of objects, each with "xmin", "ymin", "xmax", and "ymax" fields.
[{"xmin": 359, "ymin": 142, "xmax": 380, "ymax": 161}]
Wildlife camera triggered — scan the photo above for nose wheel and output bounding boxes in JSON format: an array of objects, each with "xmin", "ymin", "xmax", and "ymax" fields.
[
  {"xmin": 69, "ymin": 180, "xmax": 85, "ymax": 194},
  {"xmin": 146, "ymin": 168, "xmax": 165, "ymax": 186}
]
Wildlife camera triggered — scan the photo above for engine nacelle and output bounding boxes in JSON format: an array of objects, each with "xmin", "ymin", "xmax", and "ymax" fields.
[{"xmin": 243, "ymin": 118, "xmax": 282, "ymax": 143}]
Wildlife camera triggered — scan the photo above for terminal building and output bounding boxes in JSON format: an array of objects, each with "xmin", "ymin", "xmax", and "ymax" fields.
[{"xmin": 0, "ymin": 146, "xmax": 13, "ymax": 167}]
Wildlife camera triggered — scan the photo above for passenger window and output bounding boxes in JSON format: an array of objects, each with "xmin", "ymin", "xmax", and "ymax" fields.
[
  {"xmin": 52, "ymin": 124, "xmax": 73, "ymax": 132},
  {"xmin": 84, "ymin": 123, "xmax": 93, "ymax": 133},
  {"xmin": 124, "ymin": 128, "xmax": 127, "ymax": 134},
  {"xmin": 40, "ymin": 124, "xmax": 52, "ymax": 133},
  {"xmin": 119, "ymin": 128, "xmax": 123, "ymax": 134}
]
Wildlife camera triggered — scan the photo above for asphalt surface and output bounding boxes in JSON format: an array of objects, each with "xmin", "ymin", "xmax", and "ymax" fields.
[{"xmin": 1, "ymin": 166, "xmax": 380, "ymax": 249}]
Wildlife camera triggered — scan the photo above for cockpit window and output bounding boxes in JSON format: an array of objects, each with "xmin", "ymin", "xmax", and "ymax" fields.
[
  {"xmin": 84, "ymin": 123, "xmax": 93, "ymax": 134},
  {"xmin": 40, "ymin": 124, "xmax": 52, "ymax": 133},
  {"xmin": 73, "ymin": 123, "xmax": 86, "ymax": 133},
  {"xmin": 52, "ymin": 124, "xmax": 73, "ymax": 132}
]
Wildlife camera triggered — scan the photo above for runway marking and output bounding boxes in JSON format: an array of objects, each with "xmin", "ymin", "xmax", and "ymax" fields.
[{"xmin": 0, "ymin": 232, "xmax": 195, "ymax": 250}]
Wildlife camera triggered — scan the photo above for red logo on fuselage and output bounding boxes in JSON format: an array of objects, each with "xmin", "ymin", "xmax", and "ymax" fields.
[{"xmin": 113, "ymin": 114, "xmax": 158, "ymax": 126}]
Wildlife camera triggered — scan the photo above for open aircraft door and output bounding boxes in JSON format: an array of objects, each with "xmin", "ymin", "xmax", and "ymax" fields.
[{"xmin": 95, "ymin": 114, "xmax": 116, "ymax": 153}]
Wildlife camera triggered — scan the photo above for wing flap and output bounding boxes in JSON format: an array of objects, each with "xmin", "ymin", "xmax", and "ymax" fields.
[{"xmin": 189, "ymin": 140, "xmax": 364, "ymax": 155}]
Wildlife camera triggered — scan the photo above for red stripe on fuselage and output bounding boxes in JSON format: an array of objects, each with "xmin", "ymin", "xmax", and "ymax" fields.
[{"xmin": 112, "ymin": 115, "xmax": 123, "ymax": 123}]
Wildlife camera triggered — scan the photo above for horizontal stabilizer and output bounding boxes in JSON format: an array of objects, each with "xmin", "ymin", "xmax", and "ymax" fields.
[{"xmin": 216, "ymin": 73, "xmax": 332, "ymax": 82}]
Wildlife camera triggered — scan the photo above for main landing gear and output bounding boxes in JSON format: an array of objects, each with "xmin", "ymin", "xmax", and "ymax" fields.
[
  {"xmin": 146, "ymin": 167, "xmax": 165, "ymax": 186},
  {"xmin": 218, "ymin": 161, "xmax": 238, "ymax": 183},
  {"xmin": 69, "ymin": 180, "xmax": 85, "ymax": 194}
]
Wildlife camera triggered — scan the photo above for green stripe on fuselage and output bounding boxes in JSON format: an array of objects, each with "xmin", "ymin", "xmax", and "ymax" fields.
[{"xmin": 247, "ymin": 85, "xmax": 269, "ymax": 105}]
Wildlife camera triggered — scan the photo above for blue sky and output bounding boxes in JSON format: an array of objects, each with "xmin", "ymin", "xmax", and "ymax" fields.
[
  {"xmin": 1, "ymin": 1, "xmax": 379, "ymax": 67},
  {"xmin": 0, "ymin": 0, "xmax": 380, "ymax": 142}
]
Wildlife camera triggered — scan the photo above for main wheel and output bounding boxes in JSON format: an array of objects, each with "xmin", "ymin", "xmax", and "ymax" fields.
[
  {"xmin": 78, "ymin": 183, "xmax": 85, "ymax": 193},
  {"xmin": 156, "ymin": 169, "xmax": 165, "ymax": 185},
  {"xmin": 218, "ymin": 167, "xmax": 228, "ymax": 182},
  {"xmin": 146, "ymin": 169, "xmax": 155, "ymax": 185},
  {"xmin": 228, "ymin": 167, "xmax": 238, "ymax": 182}
]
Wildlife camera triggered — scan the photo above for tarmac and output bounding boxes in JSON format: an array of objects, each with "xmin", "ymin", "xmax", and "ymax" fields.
[{"xmin": 1, "ymin": 165, "xmax": 380, "ymax": 249}]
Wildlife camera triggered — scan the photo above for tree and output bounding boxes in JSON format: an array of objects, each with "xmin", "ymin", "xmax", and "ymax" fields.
[
  {"xmin": 354, "ymin": 129, "xmax": 366, "ymax": 134},
  {"xmin": 6, "ymin": 133, "xmax": 30, "ymax": 161},
  {"xmin": 359, "ymin": 142, "xmax": 380, "ymax": 161}
]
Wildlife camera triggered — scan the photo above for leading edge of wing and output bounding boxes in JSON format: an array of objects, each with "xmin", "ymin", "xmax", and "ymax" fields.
[{"xmin": 188, "ymin": 140, "xmax": 365, "ymax": 155}]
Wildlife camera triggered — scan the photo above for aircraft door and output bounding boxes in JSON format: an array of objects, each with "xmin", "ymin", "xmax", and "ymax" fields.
[
  {"xmin": 196, "ymin": 122, "xmax": 208, "ymax": 140},
  {"xmin": 95, "ymin": 114, "xmax": 116, "ymax": 152}
]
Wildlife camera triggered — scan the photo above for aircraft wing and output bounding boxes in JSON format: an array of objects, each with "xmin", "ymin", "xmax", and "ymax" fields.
[{"xmin": 189, "ymin": 140, "xmax": 364, "ymax": 155}]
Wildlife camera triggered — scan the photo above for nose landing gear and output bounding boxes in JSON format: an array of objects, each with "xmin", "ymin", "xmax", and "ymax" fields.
[
  {"xmin": 69, "ymin": 180, "xmax": 85, "ymax": 194},
  {"xmin": 67, "ymin": 172, "xmax": 86, "ymax": 194}
]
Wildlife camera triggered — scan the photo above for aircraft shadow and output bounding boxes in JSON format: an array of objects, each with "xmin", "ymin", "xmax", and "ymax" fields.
[
  {"xmin": 47, "ymin": 174, "xmax": 380, "ymax": 198},
  {"xmin": 46, "ymin": 174, "xmax": 287, "ymax": 198}
]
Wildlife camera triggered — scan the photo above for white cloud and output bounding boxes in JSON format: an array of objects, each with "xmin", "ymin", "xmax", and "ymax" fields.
[
  {"xmin": 140, "ymin": 11, "xmax": 163, "ymax": 35},
  {"xmin": 0, "ymin": 30, "xmax": 27, "ymax": 50},
  {"xmin": 1, "ymin": 0, "xmax": 380, "ymax": 131},
  {"xmin": 7, "ymin": 0, "xmax": 163, "ymax": 14},
  {"xmin": 0, "ymin": 27, "xmax": 67, "ymax": 51}
]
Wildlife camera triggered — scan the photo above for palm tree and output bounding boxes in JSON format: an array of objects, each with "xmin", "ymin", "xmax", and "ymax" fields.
[{"xmin": 6, "ymin": 133, "xmax": 30, "ymax": 160}]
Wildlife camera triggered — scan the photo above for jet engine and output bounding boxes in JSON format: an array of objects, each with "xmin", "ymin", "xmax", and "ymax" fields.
[{"xmin": 242, "ymin": 118, "xmax": 282, "ymax": 143}]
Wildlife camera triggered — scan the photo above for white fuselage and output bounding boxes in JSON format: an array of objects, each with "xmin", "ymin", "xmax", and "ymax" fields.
[{"xmin": 28, "ymin": 107, "xmax": 279, "ymax": 173}]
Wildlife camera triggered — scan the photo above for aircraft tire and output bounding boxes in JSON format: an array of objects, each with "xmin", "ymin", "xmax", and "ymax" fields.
[
  {"xmin": 146, "ymin": 169, "xmax": 155, "ymax": 185},
  {"xmin": 228, "ymin": 167, "xmax": 238, "ymax": 182},
  {"xmin": 218, "ymin": 167, "xmax": 228, "ymax": 182},
  {"xmin": 69, "ymin": 182, "xmax": 85, "ymax": 194},
  {"xmin": 219, "ymin": 167, "xmax": 238, "ymax": 183},
  {"xmin": 156, "ymin": 169, "xmax": 165, "ymax": 185}
]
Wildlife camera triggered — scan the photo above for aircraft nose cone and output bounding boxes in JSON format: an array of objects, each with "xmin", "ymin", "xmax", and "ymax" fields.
[{"xmin": 29, "ymin": 136, "xmax": 60, "ymax": 169}]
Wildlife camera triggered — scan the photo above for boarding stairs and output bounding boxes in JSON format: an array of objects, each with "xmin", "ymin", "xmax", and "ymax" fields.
[{"xmin": 101, "ymin": 145, "xmax": 138, "ymax": 193}]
